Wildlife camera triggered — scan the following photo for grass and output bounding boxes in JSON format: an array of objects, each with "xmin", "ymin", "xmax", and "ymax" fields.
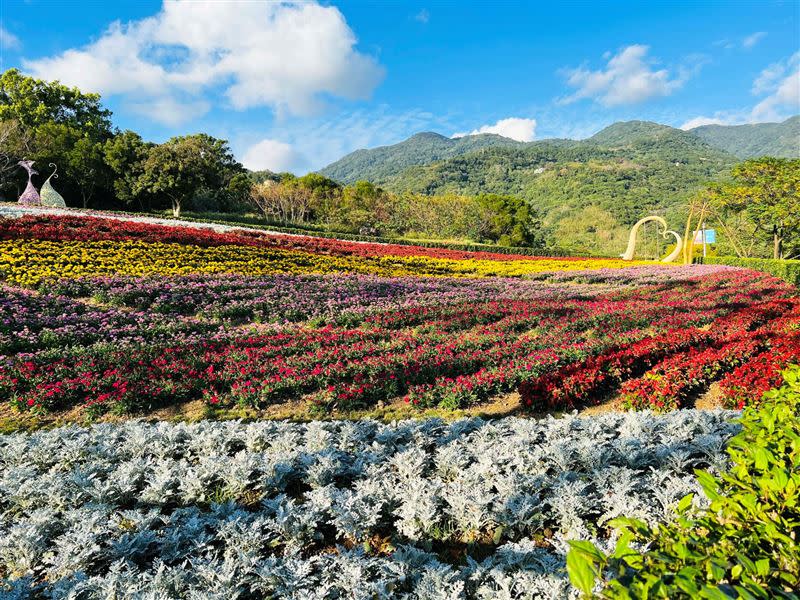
[{"xmin": 0, "ymin": 389, "xmax": 605, "ymax": 434}]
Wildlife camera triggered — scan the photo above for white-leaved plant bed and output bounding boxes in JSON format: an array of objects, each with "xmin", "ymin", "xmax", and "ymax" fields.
[{"xmin": 0, "ymin": 410, "xmax": 739, "ymax": 599}]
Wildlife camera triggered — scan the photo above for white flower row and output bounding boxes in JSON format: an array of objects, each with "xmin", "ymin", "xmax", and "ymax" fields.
[{"xmin": 0, "ymin": 410, "xmax": 739, "ymax": 599}]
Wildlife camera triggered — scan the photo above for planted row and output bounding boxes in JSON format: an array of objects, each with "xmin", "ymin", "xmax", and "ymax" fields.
[
  {"xmin": 0, "ymin": 238, "xmax": 641, "ymax": 286},
  {"xmin": 0, "ymin": 409, "xmax": 739, "ymax": 598},
  {"xmin": 4, "ymin": 271, "xmax": 792, "ymax": 416},
  {"xmin": 0, "ymin": 213, "xmax": 599, "ymax": 263}
]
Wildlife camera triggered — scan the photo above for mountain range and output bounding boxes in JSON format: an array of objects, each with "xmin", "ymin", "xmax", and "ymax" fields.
[
  {"xmin": 320, "ymin": 116, "xmax": 798, "ymax": 185},
  {"xmin": 689, "ymin": 116, "xmax": 799, "ymax": 159},
  {"xmin": 317, "ymin": 117, "xmax": 797, "ymax": 254}
]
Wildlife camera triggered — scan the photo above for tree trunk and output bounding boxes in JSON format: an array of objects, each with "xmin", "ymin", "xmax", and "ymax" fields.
[
  {"xmin": 774, "ymin": 232, "xmax": 782, "ymax": 260},
  {"xmin": 172, "ymin": 198, "xmax": 181, "ymax": 218}
]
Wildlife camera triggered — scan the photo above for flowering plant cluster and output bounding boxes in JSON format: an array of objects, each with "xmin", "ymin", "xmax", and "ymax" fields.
[
  {"xmin": 37, "ymin": 273, "xmax": 611, "ymax": 326},
  {"xmin": 717, "ymin": 315, "xmax": 800, "ymax": 409},
  {"xmin": 0, "ymin": 213, "xmax": 602, "ymax": 263},
  {"xmin": 0, "ymin": 286, "xmax": 220, "ymax": 357},
  {"xmin": 0, "ymin": 238, "xmax": 639, "ymax": 286},
  {"xmin": 619, "ymin": 299, "xmax": 800, "ymax": 411},
  {"xmin": 1, "ymin": 268, "xmax": 795, "ymax": 416},
  {"xmin": 0, "ymin": 409, "xmax": 738, "ymax": 598}
]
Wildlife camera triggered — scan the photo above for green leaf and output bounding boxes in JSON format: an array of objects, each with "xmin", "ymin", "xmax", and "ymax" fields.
[
  {"xmin": 695, "ymin": 470, "xmax": 721, "ymax": 501},
  {"xmin": 569, "ymin": 540, "xmax": 607, "ymax": 563},
  {"xmin": 566, "ymin": 547, "xmax": 597, "ymax": 596},
  {"xmin": 677, "ymin": 493, "xmax": 694, "ymax": 513}
]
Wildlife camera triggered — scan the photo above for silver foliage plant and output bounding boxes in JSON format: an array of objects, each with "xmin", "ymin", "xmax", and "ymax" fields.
[{"xmin": 0, "ymin": 410, "xmax": 739, "ymax": 599}]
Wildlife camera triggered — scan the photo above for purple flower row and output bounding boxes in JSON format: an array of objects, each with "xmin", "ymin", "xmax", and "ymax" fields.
[
  {"xmin": 4, "ymin": 265, "xmax": 738, "ymax": 358},
  {"xmin": 38, "ymin": 273, "xmax": 620, "ymax": 325},
  {"xmin": 0, "ymin": 286, "xmax": 222, "ymax": 358}
]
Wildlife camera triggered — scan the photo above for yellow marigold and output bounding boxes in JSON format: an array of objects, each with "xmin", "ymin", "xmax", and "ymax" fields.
[{"xmin": 0, "ymin": 239, "xmax": 648, "ymax": 285}]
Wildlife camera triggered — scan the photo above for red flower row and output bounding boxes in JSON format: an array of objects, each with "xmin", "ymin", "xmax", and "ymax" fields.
[
  {"xmin": 0, "ymin": 214, "xmax": 572, "ymax": 262},
  {"xmin": 1, "ymin": 270, "xmax": 795, "ymax": 415},
  {"xmin": 619, "ymin": 300, "xmax": 799, "ymax": 411}
]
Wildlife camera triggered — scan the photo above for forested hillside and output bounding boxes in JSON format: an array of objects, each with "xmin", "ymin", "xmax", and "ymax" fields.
[
  {"xmin": 319, "ymin": 131, "xmax": 524, "ymax": 184},
  {"xmin": 380, "ymin": 123, "xmax": 737, "ymax": 254},
  {"xmin": 688, "ymin": 116, "xmax": 799, "ymax": 159}
]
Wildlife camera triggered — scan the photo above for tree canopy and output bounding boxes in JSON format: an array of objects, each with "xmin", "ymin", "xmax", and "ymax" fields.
[{"xmin": 715, "ymin": 158, "xmax": 800, "ymax": 259}]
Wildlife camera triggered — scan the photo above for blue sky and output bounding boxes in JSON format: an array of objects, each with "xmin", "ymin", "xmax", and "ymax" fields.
[{"xmin": 1, "ymin": 0, "xmax": 798, "ymax": 173}]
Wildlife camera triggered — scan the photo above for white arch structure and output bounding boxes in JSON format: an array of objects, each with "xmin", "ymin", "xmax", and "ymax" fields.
[{"xmin": 620, "ymin": 216, "xmax": 683, "ymax": 263}]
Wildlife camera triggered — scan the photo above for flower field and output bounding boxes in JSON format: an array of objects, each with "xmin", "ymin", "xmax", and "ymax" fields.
[
  {"xmin": 1, "ymin": 211, "xmax": 799, "ymax": 598},
  {"xmin": 0, "ymin": 213, "xmax": 798, "ymax": 417},
  {"xmin": 0, "ymin": 215, "xmax": 636, "ymax": 286}
]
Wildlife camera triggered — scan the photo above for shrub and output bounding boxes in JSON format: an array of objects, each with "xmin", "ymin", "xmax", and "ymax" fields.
[
  {"xmin": 701, "ymin": 256, "xmax": 800, "ymax": 286},
  {"xmin": 567, "ymin": 364, "xmax": 800, "ymax": 599}
]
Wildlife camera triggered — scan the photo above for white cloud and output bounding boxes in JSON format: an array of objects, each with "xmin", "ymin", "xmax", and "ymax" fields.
[
  {"xmin": 23, "ymin": 0, "xmax": 384, "ymax": 126},
  {"xmin": 681, "ymin": 52, "xmax": 800, "ymax": 128},
  {"xmin": 451, "ymin": 117, "xmax": 537, "ymax": 142},
  {"xmin": 242, "ymin": 139, "xmax": 306, "ymax": 173},
  {"xmin": 751, "ymin": 52, "xmax": 800, "ymax": 120},
  {"xmin": 126, "ymin": 97, "xmax": 211, "ymax": 128},
  {"xmin": 414, "ymin": 9, "xmax": 430, "ymax": 24},
  {"xmin": 235, "ymin": 106, "xmax": 459, "ymax": 173},
  {"xmin": 680, "ymin": 115, "xmax": 731, "ymax": 130},
  {"xmin": 0, "ymin": 25, "xmax": 20, "ymax": 50},
  {"xmin": 742, "ymin": 31, "xmax": 767, "ymax": 49},
  {"xmin": 560, "ymin": 45, "xmax": 690, "ymax": 106}
]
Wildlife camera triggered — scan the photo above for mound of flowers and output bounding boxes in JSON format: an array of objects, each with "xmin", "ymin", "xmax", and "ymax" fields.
[{"xmin": 0, "ymin": 238, "xmax": 641, "ymax": 286}]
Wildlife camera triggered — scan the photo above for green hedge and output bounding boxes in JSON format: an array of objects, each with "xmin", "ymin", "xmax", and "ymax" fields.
[
  {"xmin": 700, "ymin": 256, "xmax": 800, "ymax": 286},
  {"xmin": 567, "ymin": 364, "xmax": 800, "ymax": 599}
]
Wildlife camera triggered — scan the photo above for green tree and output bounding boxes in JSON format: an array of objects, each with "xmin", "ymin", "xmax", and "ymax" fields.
[
  {"xmin": 0, "ymin": 68, "xmax": 112, "ymax": 141},
  {"xmin": 1, "ymin": 69, "xmax": 115, "ymax": 206},
  {"xmin": 224, "ymin": 172, "xmax": 254, "ymax": 212},
  {"xmin": 476, "ymin": 193, "xmax": 542, "ymax": 246},
  {"xmin": 337, "ymin": 181, "xmax": 389, "ymax": 233},
  {"xmin": 136, "ymin": 134, "xmax": 244, "ymax": 217},
  {"xmin": 0, "ymin": 118, "xmax": 32, "ymax": 200},
  {"xmin": 103, "ymin": 131, "xmax": 153, "ymax": 211},
  {"xmin": 717, "ymin": 158, "xmax": 800, "ymax": 259},
  {"xmin": 32, "ymin": 122, "xmax": 111, "ymax": 208}
]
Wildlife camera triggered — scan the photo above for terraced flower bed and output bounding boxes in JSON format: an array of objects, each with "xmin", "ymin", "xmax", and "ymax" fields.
[
  {"xmin": 0, "ymin": 215, "xmax": 639, "ymax": 286},
  {"xmin": 1, "ymin": 266, "xmax": 797, "ymax": 417},
  {"xmin": 0, "ymin": 212, "xmax": 796, "ymax": 419},
  {"xmin": 1, "ymin": 211, "xmax": 798, "ymax": 599}
]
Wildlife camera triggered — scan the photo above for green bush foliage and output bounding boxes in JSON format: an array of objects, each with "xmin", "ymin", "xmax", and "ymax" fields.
[
  {"xmin": 567, "ymin": 364, "xmax": 800, "ymax": 599},
  {"xmin": 702, "ymin": 256, "xmax": 800, "ymax": 285},
  {"xmin": 146, "ymin": 211, "xmax": 583, "ymax": 256}
]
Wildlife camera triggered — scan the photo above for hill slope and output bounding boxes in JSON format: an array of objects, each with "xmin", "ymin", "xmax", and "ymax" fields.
[
  {"xmin": 384, "ymin": 122, "xmax": 737, "ymax": 254},
  {"xmin": 688, "ymin": 116, "xmax": 800, "ymax": 158},
  {"xmin": 318, "ymin": 120, "xmax": 786, "ymax": 254},
  {"xmin": 319, "ymin": 132, "xmax": 524, "ymax": 184},
  {"xmin": 389, "ymin": 122, "xmax": 734, "ymax": 213}
]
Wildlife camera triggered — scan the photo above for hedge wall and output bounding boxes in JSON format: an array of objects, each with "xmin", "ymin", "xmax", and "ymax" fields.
[{"xmin": 700, "ymin": 256, "xmax": 800, "ymax": 286}]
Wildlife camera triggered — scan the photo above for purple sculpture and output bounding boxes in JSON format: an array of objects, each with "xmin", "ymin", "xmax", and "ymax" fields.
[{"xmin": 18, "ymin": 160, "xmax": 41, "ymax": 206}]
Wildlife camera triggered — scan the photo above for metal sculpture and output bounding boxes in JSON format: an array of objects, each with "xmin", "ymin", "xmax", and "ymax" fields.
[
  {"xmin": 621, "ymin": 215, "xmax": 683, "ymax": 263},
  {"xmin": 40, "ymin": 163, "xmax": 67, "ymax": 208},
  {"xmin": 17, "ymin": 160, "xmax": 41, "ymax": 206}
]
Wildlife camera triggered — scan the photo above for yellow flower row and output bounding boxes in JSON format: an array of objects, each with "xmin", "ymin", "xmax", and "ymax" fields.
[{"xmin": 0, "ymin": 239, "xmax": 645, "ymax": 285}]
